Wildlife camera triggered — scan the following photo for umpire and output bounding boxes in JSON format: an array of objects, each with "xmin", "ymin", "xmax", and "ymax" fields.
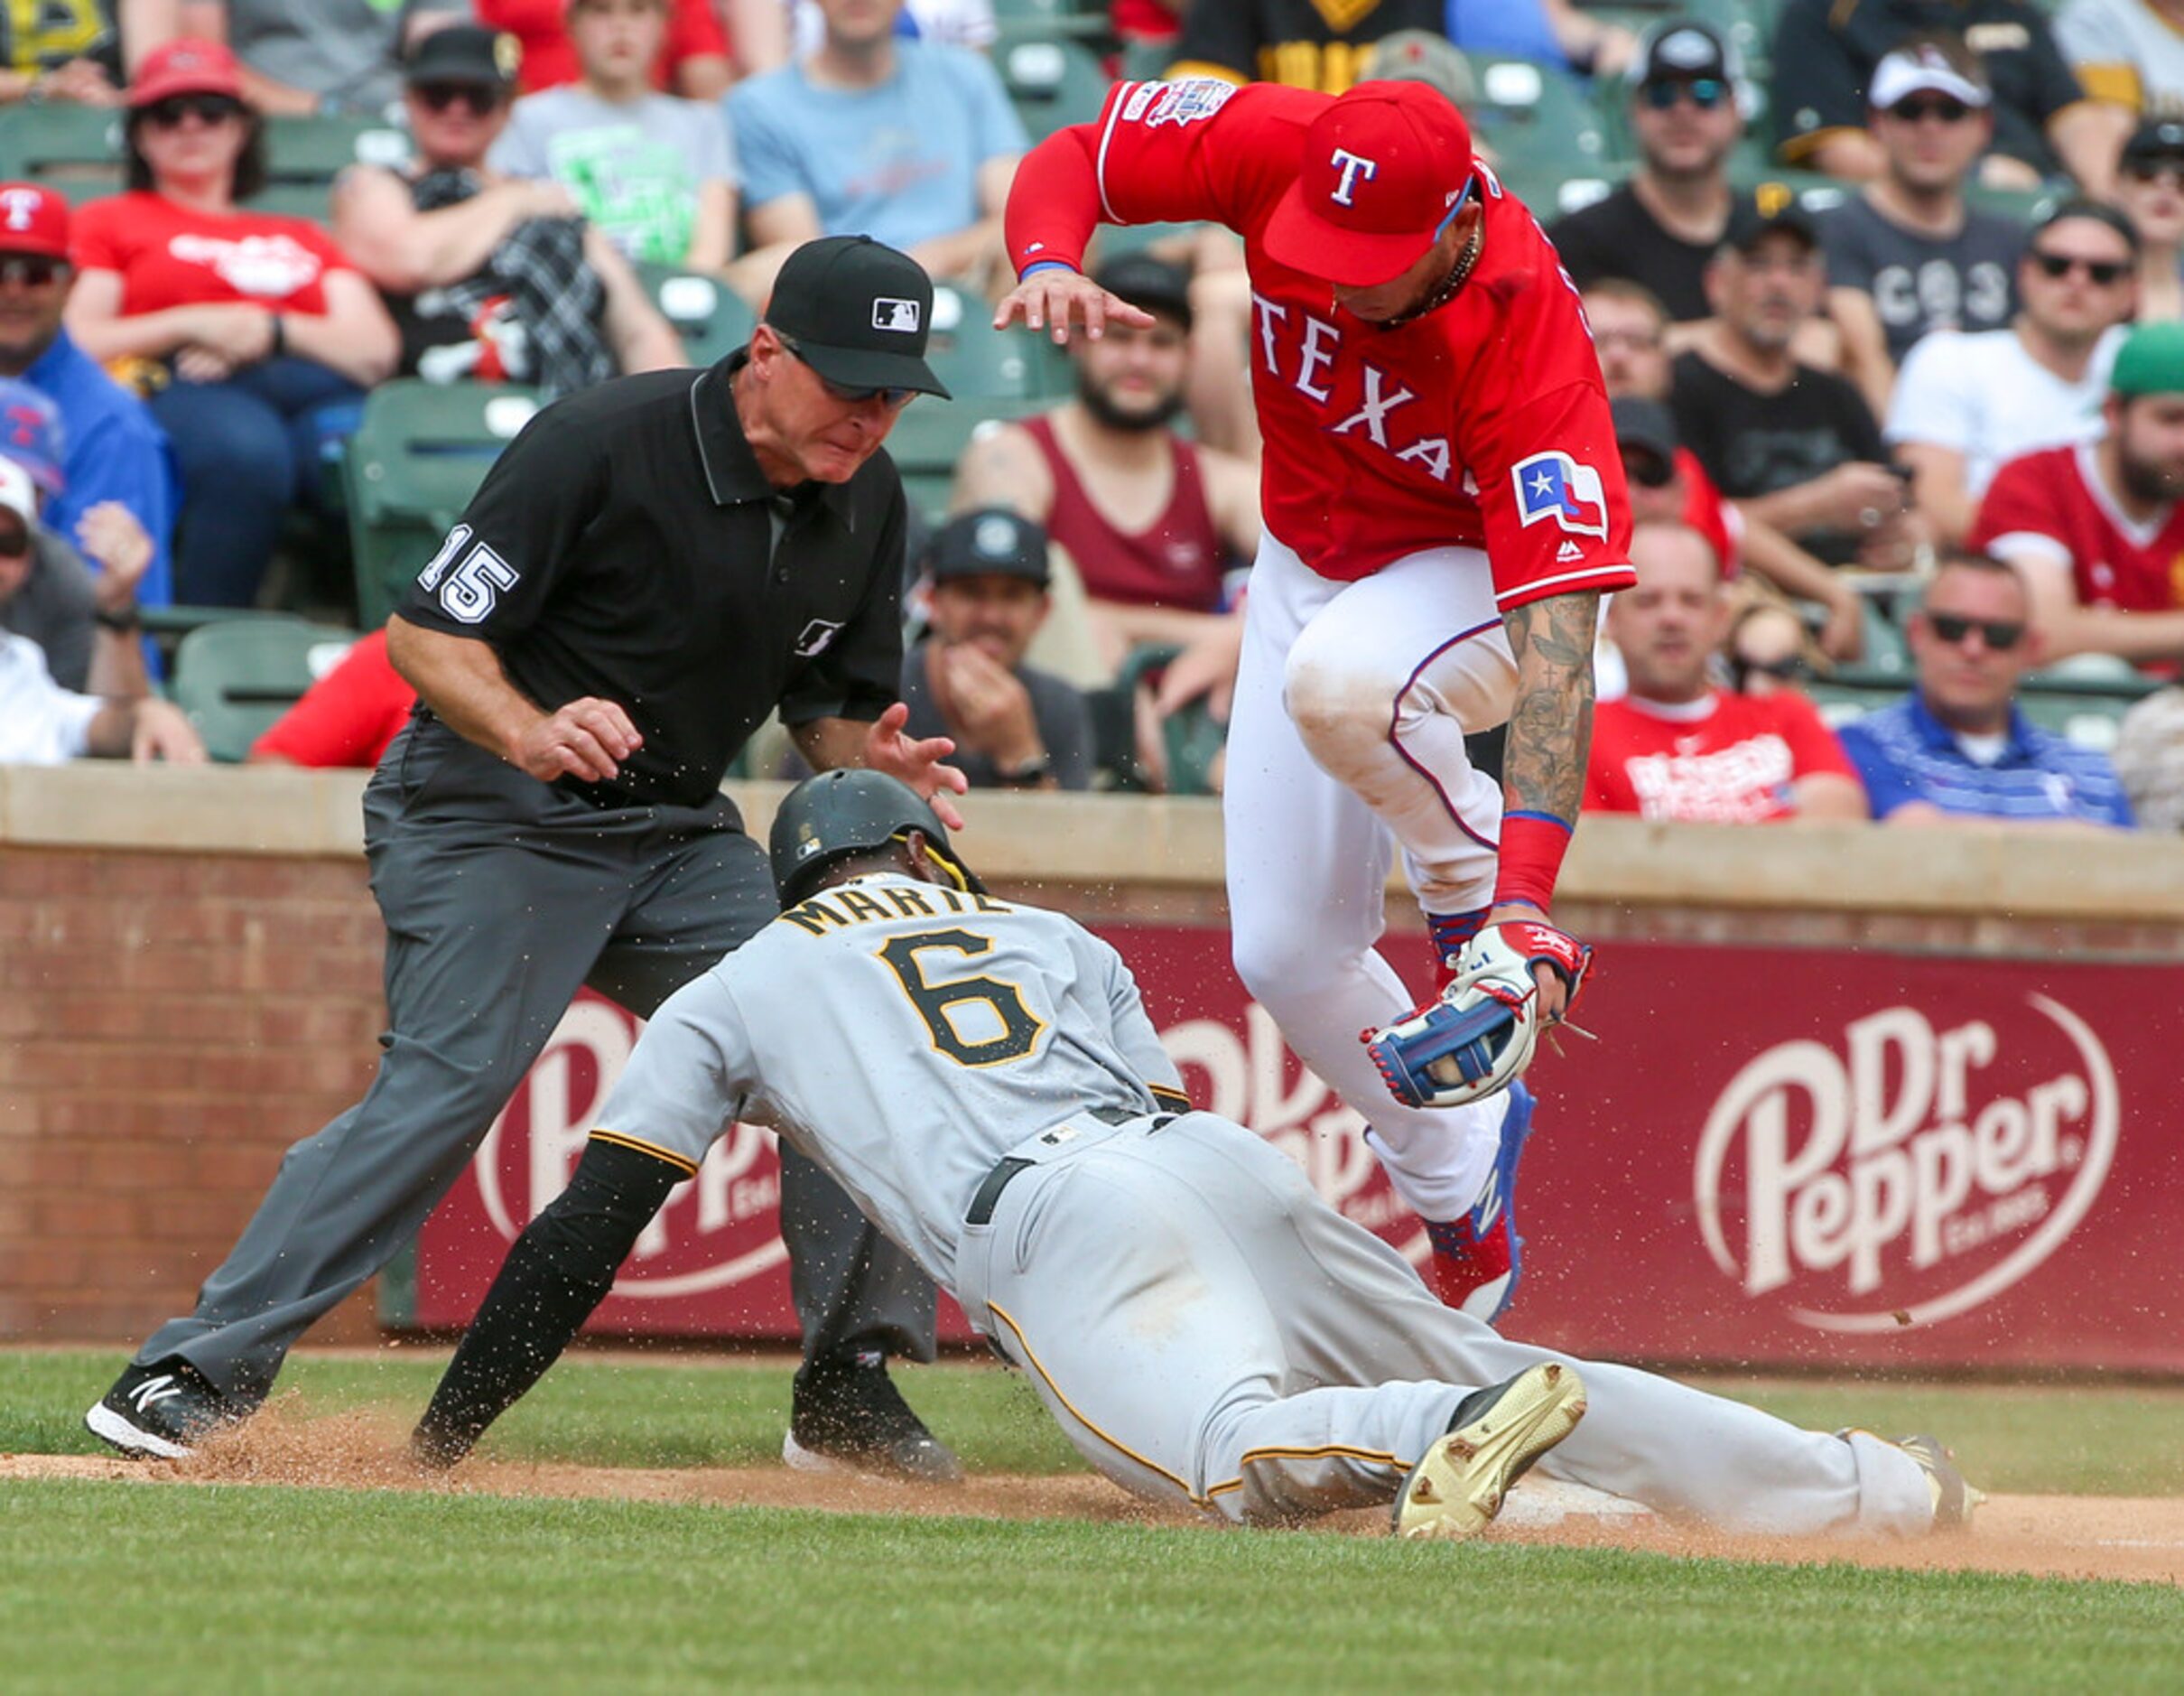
[{"xmin": 88, "ymin": 236, "xmax": 970, "ymax": 1483}]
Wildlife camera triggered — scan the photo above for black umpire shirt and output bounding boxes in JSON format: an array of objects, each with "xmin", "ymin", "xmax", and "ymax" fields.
[{"xmin": 395, "ymin": 350, "xmax": 908, "ymax": 810}]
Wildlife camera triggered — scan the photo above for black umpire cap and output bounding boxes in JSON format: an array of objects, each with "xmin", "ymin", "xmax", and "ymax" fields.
[
  {"xmin": 769, "ymin": 769, "xmax": 983, "ymax": 907},
  {"xmin": 766, "ymin": 236, "xmax": 953, "ymax": 400}
]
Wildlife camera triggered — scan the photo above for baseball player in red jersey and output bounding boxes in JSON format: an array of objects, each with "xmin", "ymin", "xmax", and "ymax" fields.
[{"xmin": 997, "ymin": 78, "xmax": 1635, "ymax": 1319}]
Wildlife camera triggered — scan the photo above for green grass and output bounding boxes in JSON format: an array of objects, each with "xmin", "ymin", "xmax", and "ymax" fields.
[
  {"xmin": 3, "ymin": 1479, "xmax": 2180, "ymax": 1693},
  {"xmin": 7, "ymin": 1350, "xmax": 2184, "ymax": 1690},
  {"xmin": 9, "ymin": 1347, "xmax": 2184, "ymax": 1495}
]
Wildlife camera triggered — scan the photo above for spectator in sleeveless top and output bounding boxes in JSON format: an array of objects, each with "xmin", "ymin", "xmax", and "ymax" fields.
[
  {"xmin": 63, "ymin": 40, "xmax": 399, "ymax": 607},
  {"xmin": 951, "ymin": 254, "xmax": 1259, "ymax": 716},
  {"xmin": 332, "ymin": 24, "xmax": 683, "ymax": 395}
]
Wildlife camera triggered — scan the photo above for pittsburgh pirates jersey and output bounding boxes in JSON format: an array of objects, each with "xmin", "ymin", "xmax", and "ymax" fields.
[
  {"xmin": 591, "ymin": 873, "xmax": 1189, "ymax": 1282},
  {"xmin": 1006, "ymin": 79, "xmax": 1636, "ymax": 608}
]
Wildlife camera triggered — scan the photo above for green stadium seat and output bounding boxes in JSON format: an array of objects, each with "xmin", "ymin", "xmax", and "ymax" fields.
[
  {"xmin": 344, "ymin": 380, "xmax": 542, "ymax": 629},
  {"xmin": 925, "ymin": 283, "xmax": 1063, "ymax": 398},
  {"xmin": 884, "ymin": 396, "xmax": 1048, "ymax": 529},
  {"xmin": 260, "ymin": 115, "xmax": 409, "ymax": 184},
  {"xmin": 1000, "ymin": 36, "xmax": 1114, "ymax": 141},
  {"xmin": 635, "ymin": 263, "xmax": 756, "ymax": 366},
  {"xmin": 992, "ymin": 0, "xmax": 1111, "ymax": 45},
  {"xmin": 171, "ymin": 614, "xmax": 359, "ymax": 761},
  {"xmin": 0, "ymin": 103, "xmax": 122, "ymax": 200},
  {"xmin": 2015, "ymin": 690, "xmax": 2134, "ymax": 752},
  {"xmin": 1466, "ymin": 55, "xmax": 1614, "ymax": 181}
]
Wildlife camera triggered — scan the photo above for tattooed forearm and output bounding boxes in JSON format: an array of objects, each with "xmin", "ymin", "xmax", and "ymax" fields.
[{"xmin": 1500, "ymin": 591, "xmax": 1599, "ymax": 825}]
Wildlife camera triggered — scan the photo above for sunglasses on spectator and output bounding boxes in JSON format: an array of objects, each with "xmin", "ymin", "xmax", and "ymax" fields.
[
  {"xmin": 0, "ymin": 256, "xmax": 61, "ymax": 287},
  {"xmin": 2027, "ymin": 249, "xmax": 2131, "ymax": 285},
  {"xmin": 1926, "ymin": 611, "xmax": 2025, "ymax": 649},
  {"xmin": 1640, "ymin": 78, "xmax": 1729, "ymax": 111},
  {"xmin": 414, "ymin": 81, "xmax": 502, "ymax": 116},
  {"xmin": 143, "ymin": 93, "xmax": 246, "ymax": 129},
  {"xmin": 1886, "ymin": 96, "xmax": 1973, "ymax": 124},
  {"xmin": 0, "ymin": 523, "xmax": 29, "ymax": 558},
  {"xmin": 1622, "ymin": 451, "xmax": 1675, "ymax": 488},
  {"xmin": 780, "ymin": 335, "xmax": 915, "ymax": 409},
  {"xmin": 1732, "ymin": 653, "xmax": 1810, "ymax": 688},
  {"xmin": 2124, "ymin": 158, "xmax": 2184, "ymax": 186}
]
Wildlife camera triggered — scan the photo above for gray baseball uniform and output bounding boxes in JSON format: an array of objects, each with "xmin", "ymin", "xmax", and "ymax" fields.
[{"xmin": 604, "ymin": 871, "xmax": 1937, "ymax": 1533}]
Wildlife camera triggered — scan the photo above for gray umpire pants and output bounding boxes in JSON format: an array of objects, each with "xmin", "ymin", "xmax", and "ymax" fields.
[
  {"xmin": 954, "ymin": 1111, "xmax": 1934, "ymax": 1533},
  {"xmin": 138, "ymin": 722, "xmax": 934, "ymax": 1403}
]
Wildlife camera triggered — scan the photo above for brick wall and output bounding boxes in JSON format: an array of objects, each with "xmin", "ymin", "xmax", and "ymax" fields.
[
  {"xmin": 5, "ymin": 766, "xmax": 2182, "ymax": 1350},
  {"xmin": 0, "ymin": 846, "xmax": 388, "ymax": 1345}
]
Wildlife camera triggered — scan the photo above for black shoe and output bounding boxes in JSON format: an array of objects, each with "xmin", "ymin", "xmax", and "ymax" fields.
[
  {"xmin": 782, "ymin": 1352, "xmax": 963, "ymax": 1486},
  {"xmin": 85, "ymin": 1357, "xmax": 237, "ymax": 1460}
]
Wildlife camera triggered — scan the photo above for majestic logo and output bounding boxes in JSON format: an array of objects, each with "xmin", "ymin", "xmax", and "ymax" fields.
[
  {"xmin": 872, "ymin": 298, "xmax": 920, "ymax": 333},
  {"xmin": 1693, "ymin": 997, "xmax": 2120, "ymax": 1331},
  {"xmin": 1328, "ymin": 148, "xmax": 1380, "ymax": 207},
  {"xmin": 794, "ymin": 618, "xmax": 844, "ymax": 657},
  {"xmin": 1511, "ymin": 451, "xmax": 1609, "ymax": 538}
]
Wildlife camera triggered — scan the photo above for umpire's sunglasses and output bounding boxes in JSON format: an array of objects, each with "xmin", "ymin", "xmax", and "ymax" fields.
[{"xmin": 780, "ymin": 335, "xmax": 916, "ymax": 410}]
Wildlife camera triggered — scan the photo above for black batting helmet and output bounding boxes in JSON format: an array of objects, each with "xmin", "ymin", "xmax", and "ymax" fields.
[{"xmin": 768, "ymin": 769, "xmax": 981, "ymax": 908}]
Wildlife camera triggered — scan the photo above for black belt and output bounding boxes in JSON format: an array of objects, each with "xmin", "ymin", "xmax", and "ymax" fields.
[{"xmin": 965, "ymin": 1104, "xmax": 1174, "ymax": 1226}]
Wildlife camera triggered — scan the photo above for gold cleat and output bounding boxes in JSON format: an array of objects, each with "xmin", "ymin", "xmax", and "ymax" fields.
[{"xmin": 1392, "ymin": 1361, "xmax": 1588, "ymax": 1541}]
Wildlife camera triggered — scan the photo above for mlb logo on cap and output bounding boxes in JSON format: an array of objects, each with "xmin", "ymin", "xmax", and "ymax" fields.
[
  {"xmin": 872, "ymin": 298, "xmax": 920, "ymax": 333},
  {"xmin": 1511, "ymin": 451, "xmax": 1606, "ymax": 539}
]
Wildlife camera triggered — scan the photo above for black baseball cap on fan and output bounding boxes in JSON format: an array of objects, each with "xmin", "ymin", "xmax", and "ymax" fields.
[{"xmin": 765, "ymin": 235, "xmax": 952, "ymax": 399}]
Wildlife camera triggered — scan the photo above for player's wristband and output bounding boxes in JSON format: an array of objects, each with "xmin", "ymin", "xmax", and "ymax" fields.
[
  {"xmin": 1018, "ymin": 259, "xmax": 1079, "ymax": 282},
  {"xmin": 1493, "ymin": 811, "xmax": 1573, "ymax": 913}
]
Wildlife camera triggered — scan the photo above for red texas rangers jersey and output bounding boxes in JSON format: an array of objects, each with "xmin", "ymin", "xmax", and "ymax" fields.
[
  {"xmin": 1007, "ymin": 79, "xmax": 1635, "ymax": 609},
  {"xmin": 1584, "ymin": 690, "xmax": 1856, "ymax": 823},
  {"xmin": 1969, "ymin": 442, "xmax": 2184, "ymax": 620}
]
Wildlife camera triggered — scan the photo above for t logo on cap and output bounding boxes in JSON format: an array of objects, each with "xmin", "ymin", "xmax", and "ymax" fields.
[{"xmin": 1329, "ymin": 148, "xmax": 1380, "ymax": 208}]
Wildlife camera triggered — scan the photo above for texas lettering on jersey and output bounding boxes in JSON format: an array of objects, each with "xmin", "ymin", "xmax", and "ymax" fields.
[{"xmin": 1008, "ymin": 79, "xmax": 1634, "ymax": 609}]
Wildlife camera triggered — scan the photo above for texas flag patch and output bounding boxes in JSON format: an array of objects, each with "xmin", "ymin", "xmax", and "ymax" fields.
[{"xmin": 1511, "ymin": 452, "xmax": 1608, "ymax": 539}]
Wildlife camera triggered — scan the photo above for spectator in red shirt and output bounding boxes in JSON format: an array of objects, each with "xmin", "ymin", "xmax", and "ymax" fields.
[
  {"xmin": 62, "ymin": 41, "xmax": 398, "ymax": 608},
  {"xmin": 1586, "ymin": 520, "xmax": 1868, "ymax": 822},
  {"xmin": 246, "ymin": 626, "xmax": 415, "ymax": 767},
  {"xmin": 1972, "ymin": 318, "xmax": 2184, "ymax": 670},
  {"xmin": 478, "ymin": 0, "xmax": 734, "ymax": 98}
]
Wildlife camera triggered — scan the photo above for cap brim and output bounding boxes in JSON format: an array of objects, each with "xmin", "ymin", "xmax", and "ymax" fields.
[
  {"xmin": 128, "ymin": 72, "xmax": 246, "ymax": 107},
  {"xmin": 796, "ymin": 339, "xmax": 951, "ymax": 400},
  {"xmin": 1262, "ymin": 182, "xmax": 1439, "ymax": 288}
]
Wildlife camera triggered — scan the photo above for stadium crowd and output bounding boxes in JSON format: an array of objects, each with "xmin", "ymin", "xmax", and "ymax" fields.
[{"xmin": 0, "ymin": 0, "xmax": 2180, "ymax": 831}]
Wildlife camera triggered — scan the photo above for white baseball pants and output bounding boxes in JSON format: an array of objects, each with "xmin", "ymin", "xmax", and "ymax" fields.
[
  {"xmin": 954, "ymin": 1112, "xmax": 1936, "ymax": 1534},
  {"xmin": 1222, "ymin": 533, "xmax": 1519, "ymax": 1218}
]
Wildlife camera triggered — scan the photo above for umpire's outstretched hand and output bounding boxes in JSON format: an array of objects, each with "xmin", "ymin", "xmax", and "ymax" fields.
[
  {"xmin": 861, "ymin": 703, "xmax": 970, "ymax": 830},
  {"xmin": 514, "ymin": 697, "xmax": 643, "ymax": 784},
  {"xmin": 993, "ymin": 267, "xmax": 1157, "ymax": 346}
]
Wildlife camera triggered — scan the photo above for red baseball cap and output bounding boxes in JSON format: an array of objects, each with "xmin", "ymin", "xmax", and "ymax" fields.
[
  {"xmin": 128, "ymin": 38, "xmax": 246, "ymax": 108},
  {"xmin": 1263, "ymin": 82, "xmax": 1477, "ymax": 287},
  {"xmin": 0, "ymin": 182, "xmax": 68, "ymax": 261}
]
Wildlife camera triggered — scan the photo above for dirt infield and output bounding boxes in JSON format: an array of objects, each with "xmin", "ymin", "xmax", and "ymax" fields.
[{"xmin": 5, "ymin": 1410, "xmax": 2180, "ymax": 1586}]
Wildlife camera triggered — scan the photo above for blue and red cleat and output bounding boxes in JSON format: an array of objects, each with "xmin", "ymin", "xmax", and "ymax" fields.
[{"xmin": 1422, "ymin": 1080, "xmax": 1536, "ymax": 1323}]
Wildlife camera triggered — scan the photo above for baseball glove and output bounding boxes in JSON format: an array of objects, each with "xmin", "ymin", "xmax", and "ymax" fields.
[{"xmin": 1362, "ymin": 919, "xmax": 1594, "ymax": 1110}]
